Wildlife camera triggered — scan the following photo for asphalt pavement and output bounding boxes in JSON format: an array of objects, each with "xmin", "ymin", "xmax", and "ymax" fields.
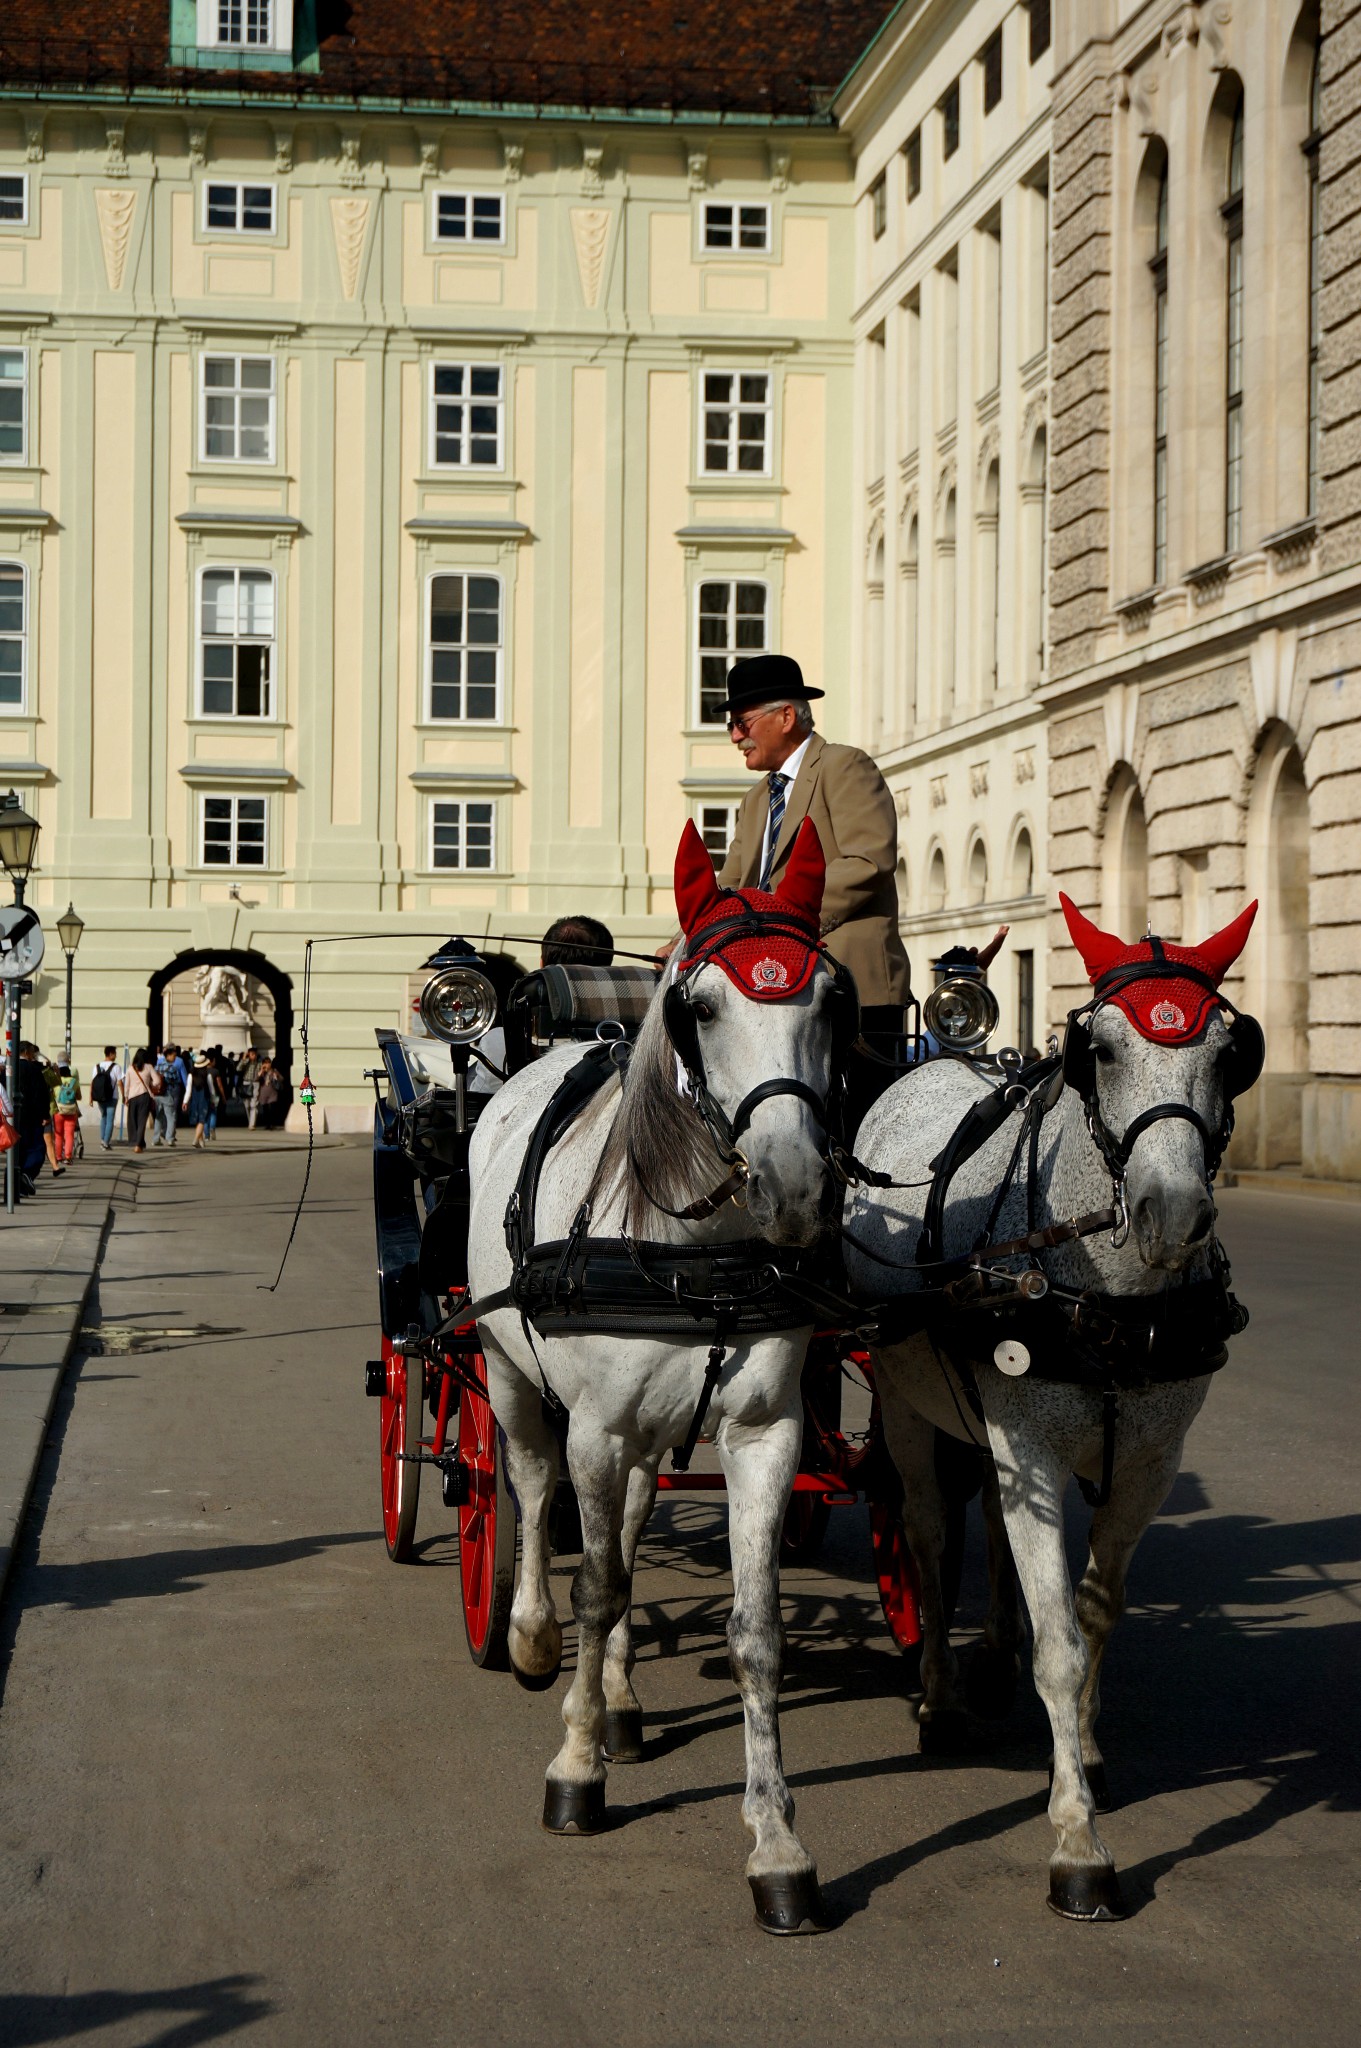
[{"xmin": 0, "ymin": 1140, "xmax": 1356, "ymax": 2047}]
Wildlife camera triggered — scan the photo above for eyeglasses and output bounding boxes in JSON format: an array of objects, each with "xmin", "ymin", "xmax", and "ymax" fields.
[{"xmin": 726, "ymin": 706, "xmax": 783, "ymax": 736}]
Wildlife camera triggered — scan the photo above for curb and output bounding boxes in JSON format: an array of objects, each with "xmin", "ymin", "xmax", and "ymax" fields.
[
  {"xmin": 0, "ymin": 1159, "xmax": 133, "ymax": 1603},
  {"xmin": 1219, "ymin": 1169, "xmax": 1361, "ymax": 1205}
]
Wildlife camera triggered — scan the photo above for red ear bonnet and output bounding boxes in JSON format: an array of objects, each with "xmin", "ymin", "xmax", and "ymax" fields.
[
  {"xmin": 1060, "ymin": 891, "xmax": 1258, "ymax": 1044},
  {"xmin": 672, "ymin": 819, "xmax": 826, "ymax": 1000}
]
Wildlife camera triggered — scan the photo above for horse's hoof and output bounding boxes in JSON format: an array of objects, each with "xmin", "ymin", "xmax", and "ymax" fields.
[
  {"xmin": 917, "ymin": 1709, "xmax": 970, "ymax": 1755},
  {"xmin": 512, "ymin": 1657, "xmax": 561, "ymax": 1693},
  {"xmin": 542, "ymin": 1779, "xmax": 607, "ymax": 1835},
  {"xmin": 749, "ymin": 1870, "xmax": 830, "ymax": 1935},
  {"xmin": 602, "ymin": 1708, "xmax": 645, "ymax": 1763},
  {"xmin": 1047, "ymin": 1862, "xmax": 1126, "ymax": 1921},
  {"xmin": 963, "ymin": 1642, "xmax": 1020, "ymax": 1721}
]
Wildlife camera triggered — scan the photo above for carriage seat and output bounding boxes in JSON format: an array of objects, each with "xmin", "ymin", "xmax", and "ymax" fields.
[{"xmin": 508, "ymin": 962, "xmax": 659, "ymax": 1046}]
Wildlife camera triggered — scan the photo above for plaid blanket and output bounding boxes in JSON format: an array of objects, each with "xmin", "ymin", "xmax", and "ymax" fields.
[{"xmin": 517, "ymin": 963, "xmax": 658, "ymax": 1032}]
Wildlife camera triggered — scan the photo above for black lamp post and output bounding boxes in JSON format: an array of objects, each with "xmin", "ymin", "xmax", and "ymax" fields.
[
  {"xmin": 0, "ymin": 790, "xmax": 41, "ymax": 1215},
  {"xmin": 56, "ymin": 903, "xmax": 84, "ymax": 1064}
]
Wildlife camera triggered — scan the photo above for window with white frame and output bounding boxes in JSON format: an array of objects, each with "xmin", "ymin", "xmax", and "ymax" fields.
[
  {"xmin": 430, "ymin": 798, "xmax": 496, "ymax": 871},
  {"xmin": 203, "ymin": 181, "xmax": 276, "ymax": 234},
  {"xmin": 201, "ymin": 354, "xmax": 275, "ymax": 463},
  {"xmin": 430, "ymin": 363, "xmax": 504, "ymax": 469},
  {"xmin": 702, "ymin": 202, "xmax": 770, "ymax": 253},
  {"xmin": 0, "ymin": 561, "xmax": 26, "ymax": 708},
  {"xmin": 0, "ymin": 350, "xmax": 27, "ymax": 464},
  {"xmin": 209, "ymin": 0, "xmax": 276, "ymax": 45},
  {"xmin": 428, "ymin": 574, "xmax": 502, "ymax": 721},
  {"xmin": 201, "ymin": 793, "xmax": 266, "ymax": 866},
  {"xmin": 0, "ymin": 174, "xmax": 28, "ymax": 226},
  {"xmin": 433, "ymin": 191, "xmax": 505, "ymax": 244},
  {"xmin": 200, "ymin": 567, "xmax": 275, "ymax": 717},
  {"xmin": 696, "ymin": 580, "xmax": 768, "ymax": 725},
  {"xmin": 697, "ymin": 802, "xmax": 739, "ymax": 872},
  {"xmin": 701, "ymin": 370, "xmax": 771, "ymax": 475}
]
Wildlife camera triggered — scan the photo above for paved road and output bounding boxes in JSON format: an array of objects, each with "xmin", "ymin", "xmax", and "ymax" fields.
[{"xmin": 0, "ymin": 1142, "xmax": 1357, "ymax": 2046}]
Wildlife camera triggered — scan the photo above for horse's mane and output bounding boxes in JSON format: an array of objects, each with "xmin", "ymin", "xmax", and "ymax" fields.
[{"xmin": 587, "ymin": 981, "xmax": 721, "ymax": 1237}]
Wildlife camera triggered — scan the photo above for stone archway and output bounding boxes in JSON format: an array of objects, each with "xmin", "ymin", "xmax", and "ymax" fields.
[{"xmin": 146, "ymin": 948, "xmax": 294, "ymax": 1081}]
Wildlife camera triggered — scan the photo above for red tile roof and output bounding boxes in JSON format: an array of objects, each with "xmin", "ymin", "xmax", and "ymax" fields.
[{"xmin": 0, "ymin": 3, "xmax": 898, "ymax": 120}]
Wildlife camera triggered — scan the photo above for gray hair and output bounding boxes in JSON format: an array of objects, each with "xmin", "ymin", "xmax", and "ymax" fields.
[{"xmin": 758, "ymin": 698, "xmax": 815, "ymax": 735}]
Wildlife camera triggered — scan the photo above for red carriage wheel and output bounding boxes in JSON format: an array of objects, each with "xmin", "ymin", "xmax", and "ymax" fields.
[
  {"xmin": 379, "ymin": 1336, "xmax": 423, "ymax": 1562},
  {"xmin": 780, "ymin": 1487, "xmax": 831, "ymax": 1565},
  {"xmin": 781, "ymin": 1337, "xmax": 842, "ymax": 1564},
  {"xmin": 457, "ymin": 1368, "xmax": 516, "ymax": 1668},
  {"xmin": 869, "ymin": 1496, "xmax": 923, "ymax": 1650}
]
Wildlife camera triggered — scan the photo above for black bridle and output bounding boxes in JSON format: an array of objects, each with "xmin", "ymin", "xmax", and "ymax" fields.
[
  {"xmin": 658, "ymin": 907, "xmax": 861, "ymax": 1213},
  {"xmin": 1063, "ymin": 955, "xmax": 1265, "ymax": 1229}
]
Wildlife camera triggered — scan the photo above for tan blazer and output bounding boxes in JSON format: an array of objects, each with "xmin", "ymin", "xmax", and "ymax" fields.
[{"xmin": 718, "ymin": 732, "xmax": 910, "ymax": 1008}]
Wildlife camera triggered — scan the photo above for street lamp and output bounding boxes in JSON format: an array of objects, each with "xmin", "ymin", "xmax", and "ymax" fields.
[
  {"xmin": 57, "ymin": 902, "xmax": 84, "ymax": 1063},
  {"xmin": 0, "ymin": 788, "xmax": 40, "ymax": 1215}
]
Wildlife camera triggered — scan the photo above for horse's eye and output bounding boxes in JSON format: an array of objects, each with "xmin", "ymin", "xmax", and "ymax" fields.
[
  {"xmin": 1093, "ymin": 1044, "xmax": 1115, "ymax": 1065},
  {"xmin": 691, "ymin": 1000, "xmax": 714, "ymax": 1024}
]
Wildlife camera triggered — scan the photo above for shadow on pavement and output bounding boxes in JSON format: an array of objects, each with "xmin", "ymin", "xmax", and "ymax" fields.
[
  {"xmin": 0, "ymin": 1974, "xmax": 272, "ymax": 2047},
  {"xmin": 19, "ymin": 1531, "xmax": 375, "ymax": 1612}
]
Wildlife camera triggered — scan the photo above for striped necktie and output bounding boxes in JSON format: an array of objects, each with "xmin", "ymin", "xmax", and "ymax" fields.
[{"xmin": 760, "ymin": 772, "xmax": 787, "ymax": 892}]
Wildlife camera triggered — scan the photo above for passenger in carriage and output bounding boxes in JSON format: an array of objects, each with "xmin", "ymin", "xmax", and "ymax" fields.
[{"xmin": 540, "ymin": 914, "xmax": 614, "ymax": 968}]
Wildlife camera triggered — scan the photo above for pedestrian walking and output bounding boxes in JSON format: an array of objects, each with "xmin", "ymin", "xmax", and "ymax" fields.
[
  {"xmin": 255, "ymin": 1057, "xmax": 283, "ymax": 1129},
  {"xmin": 52, "ymin": 1062, "xmax": 81, "ymax": 1165},
  {"xmin": 89, "ymin": 1046, "xmax": 124, "ymax": 1150},
  {"xmin": 239, "ymin": 1046, "xmax": 261, "ymax": 1130},
  {"xmin": 123, "ymin": 1048, "xmax": 162, "ymax": 1153},
  {"xmin": 203, "ymin": 1052, "xmax": 223, "ymax": 1140},
  {"xmin": 15, "ymin": 1043, "xmax": 50, "ymax": 1195},
  {"xmin": 185, "ymin": 1054, "xmax": 221, "ymax": 1150},
  {"xmin": 153, "ymin": 1043, "xmax": 187, "ymax": 1148}
]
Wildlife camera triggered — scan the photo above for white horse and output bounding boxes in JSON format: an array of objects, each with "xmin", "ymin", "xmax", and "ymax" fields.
[
  {"xmin": 845, "ymin": 896, "xmax": 1263, "ymax": 1920},
  {"xmin": 465, "ymin": 821, "xmax": 847, "ymax": 1933}
]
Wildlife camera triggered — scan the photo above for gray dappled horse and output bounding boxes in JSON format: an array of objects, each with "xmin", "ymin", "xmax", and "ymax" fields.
[
  {"xmin": 466, "ymin": 820, "xmax": 852, "ymax": 1933},
  {"xmin": 845, "ymin": 894, "xmax": 1263, "ymax": 1920}
]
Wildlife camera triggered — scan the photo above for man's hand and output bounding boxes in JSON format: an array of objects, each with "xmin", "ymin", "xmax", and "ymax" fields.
[{"xmin": 975, "ymin": 925, "xmax": 1009, "ymax": 971}]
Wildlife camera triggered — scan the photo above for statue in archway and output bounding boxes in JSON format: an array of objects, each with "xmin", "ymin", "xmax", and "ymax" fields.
[{"xmin": 193, "ymin": 963, "xmax": 255, "ymax": 1054}]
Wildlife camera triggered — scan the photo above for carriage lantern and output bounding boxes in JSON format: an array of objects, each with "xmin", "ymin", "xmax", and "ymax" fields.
[
  {"xmin": 923, "ymin": 952, "xmax": 1000, "ymax": 1052},
  {"xmin": 418, "ymin": 951, "xmax": 498, "ymax": 1045}
]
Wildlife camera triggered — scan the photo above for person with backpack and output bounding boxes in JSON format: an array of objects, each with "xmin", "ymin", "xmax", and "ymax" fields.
[
  {"xmin": 153, "ymin": 1043, "xmax": 188, "ymax": 1148},
  {"xmin": 123, "ymin": 1048, "xmax": 162, "ymax": 1153},
  {"xmin": 52, "ymin": 1062, "xmax": 81, "ymax": 1165},
  {"xmin": 90, "ymin": 1047, "xmax": 124, "ymax": 1151}
]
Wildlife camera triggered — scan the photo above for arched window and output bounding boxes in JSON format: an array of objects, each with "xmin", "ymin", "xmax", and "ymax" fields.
[
  {"xmin": 1009, "ymin": 824, "xmax": 1034, "ymax": 899},
  {"xmin": 1022, "ymin": 425, "xmax": 1046, "ymax": 680},
  {"xmin": 926, "ymin": 845, "xmax": 946, "ymax": 912},
  {"xmin": 967, "ymin": 836, "xmax": 988, "ymax": 905},
  {"xmin": 1247, "ymin": 727, "xmax": 1310, "ymax": 1077},
  {"xmin": 977, "ymin": 460, "xmax": 1000, "ymax": 701},
  {"xmin": 901, "ymin": 513, "xmax": 919, "ymax": 733},
  {"xmin": 1102, "ymin": 766, "xmax": 1148, "ymax": 938},
  {"xmin": 1307, "ymin": 44, "xmax": 1322, "ymax": 514},
  {"xmin": 938, "ymin": 488, "xmax": 956, "ymax": 718},
  {"xmin": 1223, "ymin": 90, "xmax": 1245, "ymax": 551},
  {"xmin": 1152, "ymin": 163, "xmax": 1169, "ymax": 582},
  {"xmin": 866, "ymin": 528, "xmax": 885, "ymax": 746}
]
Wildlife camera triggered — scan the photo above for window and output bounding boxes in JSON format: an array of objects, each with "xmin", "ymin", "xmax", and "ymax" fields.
[
  {"xmin": 427, "ymin": 574, "xmax": 502, "ymax": 721},
  {"xmin": 1028, "ymin": 0, "xmax": 1051, "ymax": 62},
  {"xmin": 703, "ymin": 202, "xmax": 771, "ymax": 253},
  {"xmin": 1308, "ymin": 51, "xmax": 1322, "ymax": 515},
  {"xmin": 201, "ymin": 354, "xmax": 275, "ymax": 463},
  {"xmin": 1224, "ymin": 95, "xmax": 1244, "ymax": 552},
  {"xmin": 0, "ymin": 351, "xmax": 26, "ymax": 464},
  {"xmin": 211, "ymin": 1, "xmax": 275, "ymax": 45},
  {"xmin": 870, "ymin": 176, "xmax": 887, "ymax": 240},
  {"xmin": 203, "ymin": 181, "xmax": 276, "ymax": 234},
  {"xmin": 0, "ymin": 562, "xmax": 25, "ymax": 707},
  {"xmin": 904, "ymin": 129, "xmax": 921, "ymax": 202},
  {"xmin": 1016, "ymin": 949, "xmax": 1035, "ymax": 1050},
  {"xmin": 1151, "ymin": 169, "xmax": 1169, "ymax": 583},
  {"xmin": 200, "ymin": 568, "xmax": 274, "ymax": 717},
  {"xmin": 202, "ymin": 794, "xmax": 266, "ymax": 867},
  {"xmin": 430, "ymin": 363, "xmax": 504, "ymax": 468},
  {"xmin": 701, "ymin": 370, "xmax": 771, "ymax": 474},
  {"xmin": 982, "ymin": 30, "xmax": 1003, "ymax": 113},
  {"xmin": 698, "ymin": 803, "xmax": 739, "ymax": 872},
  {"xmin": 941, "ymin": 81, "xmax": 960, "ymax": 160},
  {"xmin": 431, "ymin": 799, "xmax": 495, "ymax": 871},
  {"xmin": 433, "ymin": 191, "xmax": 505, "ymax": 244},
  {"xmin": 0, "ymin": 174, "xmax": 28, "ymax": 226},
  {"xmin": 696, "ymin": 580, "xmax": 767, "ymax": 725}
]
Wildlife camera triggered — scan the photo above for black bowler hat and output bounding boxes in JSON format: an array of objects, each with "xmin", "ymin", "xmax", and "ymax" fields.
[{"xmin": 722, "ymin": 653, "xmax": 824, "ymax": 717}]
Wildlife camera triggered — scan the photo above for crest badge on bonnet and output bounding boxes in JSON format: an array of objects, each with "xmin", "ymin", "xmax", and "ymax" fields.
[
  {"xmin": 750, "ymin": 957, "xmax": 789, "ymax": 990},
  {"xmin": 1059, "ymin": 892, "xmax": 1258, "ymax": 1045}
]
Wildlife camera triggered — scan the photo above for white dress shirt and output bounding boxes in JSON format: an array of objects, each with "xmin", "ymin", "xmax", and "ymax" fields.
[{"xmin": 759, "ymin": 733, "xmax": 812, "ymax": 882}]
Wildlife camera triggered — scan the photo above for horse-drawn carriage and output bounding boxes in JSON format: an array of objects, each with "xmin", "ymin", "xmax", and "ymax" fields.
[{"xmin": 357, "ymin": 820, "xmax": 1264, "ymax": 1932}]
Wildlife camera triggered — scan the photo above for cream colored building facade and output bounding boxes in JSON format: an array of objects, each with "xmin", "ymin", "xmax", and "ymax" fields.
[
  {"xmin": 0, "ymin": 59, "xmax": 857, "ymax": 1110},
  {"xmin": 838, "ymin": 0, "xmax": 1057, "ymax": 1056}
]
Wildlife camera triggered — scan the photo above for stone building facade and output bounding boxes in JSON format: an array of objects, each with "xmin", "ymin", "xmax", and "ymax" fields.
[
  {"xmin": 836, "ymin": 0, "xmax": 1057, "ymax": 1054},
  {"xmin": 0, "ymin": 1, "xmax": 886, "ymax": 1114},
  {"xmin": 1044, "ymin": 0, "xmax": 1361, "ymax": 1178}
]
